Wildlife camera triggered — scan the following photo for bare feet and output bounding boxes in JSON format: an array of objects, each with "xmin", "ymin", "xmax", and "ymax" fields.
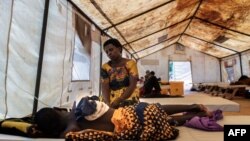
[
  {"xmin": 198, "ymin": 104, "xmax": 213, "ymax": 117},
  {"xmin": 189, "ymin": 104, "xmax": 213, "ymax": 117}
]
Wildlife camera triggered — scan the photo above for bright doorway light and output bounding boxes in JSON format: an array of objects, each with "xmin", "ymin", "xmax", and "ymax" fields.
[{"xmin": 169, "ymin": 61, "xmax": 193, "ymax": 92}]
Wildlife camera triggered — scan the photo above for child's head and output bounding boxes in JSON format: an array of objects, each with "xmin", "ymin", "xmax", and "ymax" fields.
[{"xmin": 34, "ymin": 107, "xmax": 64, "ymax": 137}]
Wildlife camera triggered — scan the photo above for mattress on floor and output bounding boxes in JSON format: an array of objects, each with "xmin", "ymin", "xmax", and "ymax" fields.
[
  {"xmin": 1, "ymin": 116, "xmax": 249, "ymax": 141},
  {"xmin": 175, "ymin": 115, "xmax": 250, "ymax": 141},
  {"xmin": 0, "ymin": 133, "xmax": 64, "ymax": 141},
  {"xmin": 140, "ymin": 93, "xmax": 240, "ymax": 112}
]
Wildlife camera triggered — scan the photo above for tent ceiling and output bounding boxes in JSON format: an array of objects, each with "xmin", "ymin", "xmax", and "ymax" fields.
[{"xmin": 71, "ymin": 0, "xmax": 250, "ymax": 59}]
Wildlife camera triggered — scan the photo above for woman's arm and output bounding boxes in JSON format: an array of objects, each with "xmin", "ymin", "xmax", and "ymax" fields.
[
  {"xmin": 111, "ymin": 75, "xmax": 137, "ymax": 108},
  {"xmin": 101, "ymin": 80, "xmax": 111, "ymax": 106},
  {"xmin": 111, "ymin": 60, "xmax": 138, "ymax": 108},
  {"xmin": 119, "ymin": 75, "xmax": 137, "ymax": 100},
  {"xmin": 100, "ymin": 66, "xmax": 111, "ymax": 106}
]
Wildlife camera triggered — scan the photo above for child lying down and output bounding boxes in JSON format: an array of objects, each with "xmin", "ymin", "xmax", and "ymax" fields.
[{"xmin": 33, "ymin": 96, "xmax": 214, "ymax": 140}]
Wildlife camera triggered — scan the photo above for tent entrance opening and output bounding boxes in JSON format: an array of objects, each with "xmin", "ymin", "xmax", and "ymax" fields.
[{"xmin": 169, "ymin": 61, "xmax": 192, "ymax": 92}]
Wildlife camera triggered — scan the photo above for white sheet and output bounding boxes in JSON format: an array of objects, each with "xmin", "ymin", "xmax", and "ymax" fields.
[
  {"xmin": 0, "ymin": 133, "xmax": 63, "ymax": 141},
  {"xmin": 1, "ymin": 116, "xmax": 249, "ymax": 141},
  {"xmin": 175, "ymin": 115, "xmax": 250, "ymax": 141},
  {"xmin": 140, "ymin": 93, "xmax": 240, "ymax": 112}
]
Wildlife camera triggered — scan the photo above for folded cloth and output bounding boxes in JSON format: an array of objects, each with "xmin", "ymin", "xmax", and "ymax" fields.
[
  {"xmin": 1, "ymin": 121, "xmax": 32, "ymax": 133},
  {"xmin": 184, "ymin": 109, "xmax": 224, "ymax": 131},
  {"xmin": 85, "ymin": 101, "xmax": 109, "ymax": 121},
  {"xmin": 0, "ymin": 118, "xmax": 44, "ymax": 137},
  {"xmin": 212, "ymin": 109, "xmax": 223, "ymax": 121}
]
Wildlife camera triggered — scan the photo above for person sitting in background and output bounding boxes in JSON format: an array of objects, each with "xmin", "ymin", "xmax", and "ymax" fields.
[
  {"xmin": 157, "ymin": 77, "xmax": 161, "ymax": 82},
  {"xmin": 140, "ymin": 71, "xmax": 161, "ymax": 97},
  {"xmin": 138, "ymin": 76, "xmax": 144, "ymax": 84},
  {"xmin": 144, "ymin": 70, "xmax": 150, "ymax": 82},
  {"xmin": 34, "ymin": 96, "xmax": 214, "ymax": 140}
]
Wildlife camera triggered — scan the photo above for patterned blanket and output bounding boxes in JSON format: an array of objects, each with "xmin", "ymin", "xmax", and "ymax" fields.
[{"xmin": 66, "ymin": 103, "xmax": 179, "ymax": 141}]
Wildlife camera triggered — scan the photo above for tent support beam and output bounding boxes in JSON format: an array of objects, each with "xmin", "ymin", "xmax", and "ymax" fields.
[
  {"xmin": 99, "ymin": 36, "xmax": 103, "ymax": 96},
  {"xmin": 239, "ymin": 53, "xmax": 243, "ymax": 75},
  {"xmin": 195, "ymin": 17, "xmax": 250, "ymax": 37},
  {"xmin": 221, "ymin": 53, "xmax": 238, "ymax": 59},
  {"xmin": 123, "ymin": 18, "xmax": 191, "ymax": 46},
  {"xmin": 241, "ymin": 48, "xmax": 250, "ymax": 54},
  {"xmin": 137, "ymin": 41, "xmax": 220, "ymax": 60},
  {"xmin": 138, "ymin": 43, "xmax": 176, "ymax": 59},
  {"xmin": 90, "ymin": 0, "xmax": 137, "ymax": 59},
  {"xmin": 67, "ymin": 0, "xmax": 111, "ymax": 39},
  {"xmin": 32, "ymin": 0, "xmax": 50, "ymax": 116},
  {"xmin": 103, "ymin": 0, "xmax": 175, "ymax": 31},
  {"xmin": 177, "ymin": 0, "xmax": 202, "ymax": 43},
  {"xmin": 221, "ymin": 53, "xmax": 243, "ymax": 79},
  {"xmin": 196, "ymin": 50, "xmax": 220, "ymax": 59},
  {"xmin": 184, "ymin": 33, "xmax": 238, "ymax": 53},
  {"xmin": 219, "ymin": 59, "xmax": 222, "ymax": 82},
  {"xmin": 133, "ymin": 34, "xmax": 181, "ymax": 54}
]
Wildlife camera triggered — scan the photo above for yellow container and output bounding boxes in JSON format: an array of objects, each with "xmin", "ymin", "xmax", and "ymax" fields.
[{"xmin": 169, "ymin": 81, "xmax": 184, "ymax": 96}]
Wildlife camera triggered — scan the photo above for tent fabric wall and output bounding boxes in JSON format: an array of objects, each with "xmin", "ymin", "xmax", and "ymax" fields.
[
  {"xmin": 0, "ymin": 0, "xmax": 13, "ymax": 118},
  {"xmin": 38, "ymin": 0, "xmax": 75, "ymax": 110},
  {"xmin": 0, "ymin": 0, "xmax": 44, "ymax": 118},
  {"xmin": 203, "ymin": 56, "xmax": 220, "ymax": 82},
  {"xmin": 0, "ymin": 0, "xmax": 102, "ymax": 119},
  {"xmin": 38, "ymin": 0, "xmax": 103, "ymax": 110},
  {"xmin": 221, "ymin": 52, "xmax": 250, "ymax": 82},
  {"xmin": 191, "ymin": 53, "xmax": 220, "ymax": 83},
  {"xmin": 241, "ymin": 50, "xmax": 250, "ymax": 77},
  {"xmin": 137, "ymin": 44, "xmax": 220, "ymax": 83},
  {"xmin": 221, "ymin": 55, "xmax": 241, "ymax": 82},
  {"xmin": 90, "ymin": 41, "xmax": 101, "ymax": 96}
]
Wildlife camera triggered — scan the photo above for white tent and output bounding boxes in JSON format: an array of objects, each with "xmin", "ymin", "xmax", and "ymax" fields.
[
  {"xmin": 1, "ymin": 0, "xmax": 250, "ymax": 119},
  {"xmin": 0, "ymin": 0, "xmax": 103, "ymax": 118}
]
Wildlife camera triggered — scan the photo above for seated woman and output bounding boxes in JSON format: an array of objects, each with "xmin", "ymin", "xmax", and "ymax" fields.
[
  {"xmin": 34, "ymin": 96, "xmax": 212, "ymax": 140},
  {"xmin": 140, "ymin": 71, "xmax": 162, "ymax": 97}
]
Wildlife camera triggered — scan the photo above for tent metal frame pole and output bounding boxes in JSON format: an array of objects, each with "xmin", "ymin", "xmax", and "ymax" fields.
[
  {"xmin": 239, "ymin": 53, "xmax": 243, "ymax": 75},
  {"xmin": 176, "ymin": 0, "xmax": 203, "ymax": 43},
  {"xmin": 219, "ymin": 59, "xmax": 222, "ymax": 82},
  {"xmin": 123, "ymin": 18, "xmax": 191, "ymax": 46},
  {"xmin": 139, "ymin": 43, "xmax": 175, "ymax": 59},
  {"xmin": 195, "ymin": 17, "xmax": 250, "ymax": 37},
  {"xmin": 184, "ymin": 33, "xmax": 238, "ymax": 53},
  {"xmin": 103, "ymin": 0, "xmax": 175, "ymax": 31},
  {"xmin": 221, "ymin": 53, "xmax": 238, "ymax": 59},
  {"xmin": 32, "ymin": 0, "xmax": 50, "ymax": 116},
  {"xmin": 132, "ymin": 34, "xmax": 181, "ymax": 54},
  {"xmin": 99, "ymin": 36, "xmax": 103, "ymax": 96},
  {"xmin": 168, "ymin": 59, "xmax": 170, "ymax": 82},
  {"xmin": 90, "ymin": 0, "xmax": 137, "ymax": 59},
  {"xmin": 67, "ymin": 0, "xmax": 109, "ymax": 38}
]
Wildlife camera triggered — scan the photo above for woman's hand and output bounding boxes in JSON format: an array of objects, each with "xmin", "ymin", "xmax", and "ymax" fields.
[{"xmin": 110, "ymin": 97, "xmax": 123, "ymax": 109}]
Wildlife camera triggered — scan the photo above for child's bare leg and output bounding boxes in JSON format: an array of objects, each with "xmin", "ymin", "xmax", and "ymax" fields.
[
  {"xmin": 168, "ymin": 111, "xmax": 208, "ymax": 126},
  {"xmin": 160, "ymin": 104, "xmax": 211, "ymax": 116}
]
